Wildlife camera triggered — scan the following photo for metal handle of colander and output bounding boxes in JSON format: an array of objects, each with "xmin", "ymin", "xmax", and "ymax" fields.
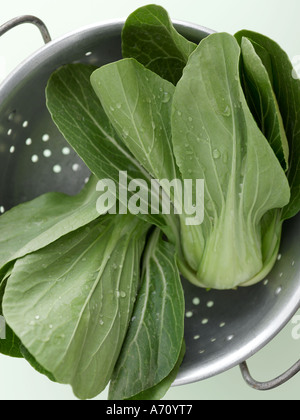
[
  {"xmin": 239, "ymin": 359, "xmax": 300, "ymax": 390},
  {"xmin": 0, "ymin": 15, "xmax": 51, "ymax": 44}
]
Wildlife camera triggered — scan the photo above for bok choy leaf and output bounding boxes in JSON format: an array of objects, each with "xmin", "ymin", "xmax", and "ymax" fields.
[
  {"xmin": 122, "ymin": 4, "xmax": 197, "ymax": 85},
  {"xmin": 3, "ymin": 214, "xmax": 150, "ymax": 399},
  {"xmin": 90, "ymin": 58, "xmax": 182, "ymax": 199},
  {"xmin": 46, "ymin": 63, "xmax": 175, "ymax": 238},
  {"xmin": 109, "ymin": 228, "xmax": 185, "ymax": 400},
  {"xmin": 0, "ymin": 175, "xmax": 101, "ymax": 273},
  {"xmin": 239, "ymin": 36, "xmax": 289, "ymax": 171},
  {"xmin": 235, "ymin": 30, "xmax": 300, "ymax": 221},
  {"xmin": 0, "ymin": 264, "xmax": 23, "ymax": 358},
  {"xmin": 171, "ymin": 33, "xmax": 290, "ymax": 288},
  {"xmin": 125, "ymin": 342, "xmax": 186, "ymax": 401}
]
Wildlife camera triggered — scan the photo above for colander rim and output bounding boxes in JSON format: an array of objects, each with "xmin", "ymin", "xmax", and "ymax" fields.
[{"xmin": 0, "ymin": 17, "xmax": 215, "ymax": 97}]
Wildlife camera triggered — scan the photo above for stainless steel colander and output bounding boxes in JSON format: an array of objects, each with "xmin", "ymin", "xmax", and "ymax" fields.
[{"xmin": 0, "ymin": 16, "xmax": 299, "ymax": 393}]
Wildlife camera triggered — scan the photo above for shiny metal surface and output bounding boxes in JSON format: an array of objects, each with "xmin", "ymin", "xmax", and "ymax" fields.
[
  {"xmin": 0, "ymin": 15, "xmax": 52, "ymax": 44},
  {"xmin": 239, "ymin": 359, "xmax": 300, "ymax": 391},
  {"xmin": 0, "ymin": 19, "xmax": 299, "ymax": 388}
]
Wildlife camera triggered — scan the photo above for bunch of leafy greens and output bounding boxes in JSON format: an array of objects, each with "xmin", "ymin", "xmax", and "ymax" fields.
[{"xmin": 0, "ymin": 4, "xmax": 299, "ymax": 400}]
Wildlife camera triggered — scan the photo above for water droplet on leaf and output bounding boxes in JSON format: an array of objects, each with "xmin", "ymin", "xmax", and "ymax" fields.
[
  {"xmin": 213, "ymin": 149, "xmax": 221, "ymax": 159},
  {"xmin": 162, "ymin": 92, "xmax": 171, "ymax": 103},
  {"xmin": 222, "ymin": 106, "xmax": 231, "ymax": 117}
]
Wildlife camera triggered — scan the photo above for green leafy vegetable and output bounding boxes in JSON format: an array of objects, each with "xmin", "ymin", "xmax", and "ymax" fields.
[
  {"xmin": 109, "ymin": 229, "xmax": 185, "ymax": 400},
  {"xmin": 3, "ymin": 215, "xmax": 149, "ymax": 399},
  {"xmin": 90, "ymin": 32, "xmax": 291, "ymax": 289},
  {"xmin": 235, "ymin": 30, "xmax": 300, "ymax": 220},
  {"xmin": 46, "ymin": 64, "xmax": 146, "ymax": 186},
  {"xmin": 0, "ymin": 265, "xmax": 13, "ymax": 309},
  {"xmin": 0, "ymin": 175, "xmax": 101, "ymax": 273},
  {"xmin": 122, "ymin": 4, "xmax": 197, "ymax": 85},
  {"xmin": 239, "ymin": 36, "xmax": 289, "ymax": 171},
  {"xmin": 0, "ymin": 325, "xmax": 22, "ymax": 358},
  {"xmin": 0, "ymin": 176, "xmax": 105, "ymax": 359},
  {"xmin": 90, "ymin": 58, "xmax": 181, "ymax": 198},
  {"xmin": 126, "ymin": 341, "xmax": 186, "ymax": 400},
  {"xmin": 1, "ymin": 4, "xmax": 299, "ymax": 402},
  {"xmin": 46, "ymin": 63, "xmax": 174, "ymax": 236},
  {"xmin": 0, "ymin": 264, "xmax": 23, "ymax": 358},
  {"xmin": 171, "ymin": 33, "xmax": 290, "ymax": 288}
]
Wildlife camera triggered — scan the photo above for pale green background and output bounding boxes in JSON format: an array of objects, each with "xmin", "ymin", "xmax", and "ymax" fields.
[{"xmin": 0, "ymin": 0, "xmax": 299, "ymax": 400}]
